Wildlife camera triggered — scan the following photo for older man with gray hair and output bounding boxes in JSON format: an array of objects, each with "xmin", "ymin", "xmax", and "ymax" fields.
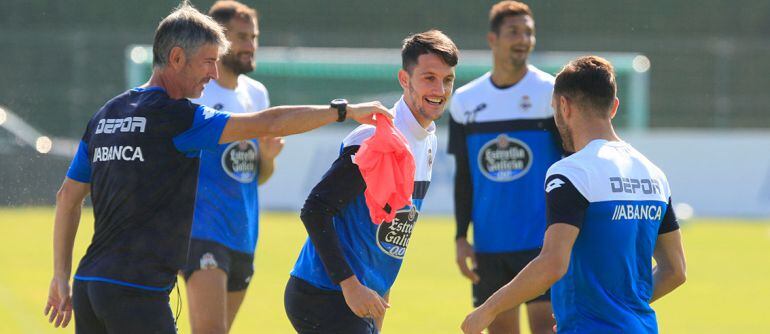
[{"xmin": 43, "ymin": 2, "xmax": 390, "ymax": 333}]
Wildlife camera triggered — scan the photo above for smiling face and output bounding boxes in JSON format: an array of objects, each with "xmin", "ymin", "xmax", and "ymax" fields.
[
  {"xmin": 179, "ymin": 43, "xmax": 220, "ymax": 98},
  {"xmin": 221, "ymin": 17, "xmax": 258, "ymax": 75},
  {"xmin": 399, "ymin": 53, "xmax": 456, "ymax": 127},
  {"xmin": 489, "ymin": 14, "xmax": 535, "ymax": 69}
]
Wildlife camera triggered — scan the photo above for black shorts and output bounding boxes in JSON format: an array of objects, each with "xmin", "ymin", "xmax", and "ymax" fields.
[
  {"xmin": 473, "ymin": 248, "xmax": 551, "ymax": 307},
  {"xmin": 181, "ymin": 239, "xmax": 255, "ymax": 292},
  {"xmin": 72, "ymin": 279, "xmax": 176, "ymax": 334},
  {"xmin": 284, "ymin": 276, "xmax": 378, "ymax": 334}
]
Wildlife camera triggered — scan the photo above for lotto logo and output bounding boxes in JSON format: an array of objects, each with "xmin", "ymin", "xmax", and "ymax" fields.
[{"xmin": 545, "ymin": 178, "xmax": 565, "ymax": 193}]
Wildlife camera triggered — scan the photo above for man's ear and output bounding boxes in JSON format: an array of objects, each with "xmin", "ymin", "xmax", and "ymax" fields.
[
  {"xmin": 397, "ymin": 69, "xmax": 410, "ymax": 91},
  {"xmin": 609, "ymin": 97, "xmax": 620, "ymax": 120},
  {"xmin": 168, "ymin": 46, "xmax": 186, "ymax": 71},
  {"xmin": 559, "ymin": 95, "xmax": 572, "ymax": 120},
  {"xmin": 487, "ymin": 31, "xmax": 496, "ymax": 50}
]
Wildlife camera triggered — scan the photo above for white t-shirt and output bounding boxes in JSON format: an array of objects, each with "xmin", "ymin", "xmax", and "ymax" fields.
[
  {"xmin": 193, "ymin": 76, "xmax": 269, "ymax": 114},
  {"xmin": 449, "ymin": 65, "xmax": 554, "ymax": 124}
]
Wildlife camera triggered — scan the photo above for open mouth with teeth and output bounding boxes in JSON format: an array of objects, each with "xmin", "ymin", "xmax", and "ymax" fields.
[{"xmin": 425, "ymin": 97, "xmax": 444, "ymax": 106}]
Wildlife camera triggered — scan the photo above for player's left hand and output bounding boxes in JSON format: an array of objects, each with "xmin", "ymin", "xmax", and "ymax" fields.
[
  {"xmin": 460, "ymin": 305, "xmax": 496, "ymax": 334},
  {"xmin": 44, "ymin": 276, "xmax": 73, "ymax": 328},
  {"xmin": 259, "ymin": 136, "xmax": 284, "ymax": 160}
]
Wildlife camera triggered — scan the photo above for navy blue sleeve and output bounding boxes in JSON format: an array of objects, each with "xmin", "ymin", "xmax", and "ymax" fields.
[
  {"xmin": 172, "ymin": 105, "xmax": 231, "ymax": 153},
  {"xmin": 545, "ymin": 174, "xmax": 589, "ymax": 229},
  {"xmin": 658, "ymin": 197, "xmax": 680, "ymax": 234},
  {"xmin": 300, "ymin": 145, "xmax": 366, "ymax": 284},
  {"xmin": 448, "ymin": 117, "xmax": 473, "ymax": 240},
  {"xmin": 66, "ymin": 140, "xmax": 91, "ymax": 183}
]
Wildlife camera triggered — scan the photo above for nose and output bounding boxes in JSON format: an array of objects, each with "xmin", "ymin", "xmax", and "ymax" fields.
[
  {"xmin": 244, "ymin": 38, "xmax": 257, "ymax": 53},
  {"xmin": 211, "ymin": 62, "xmax": 219, "ymax": 80},
  {"xmin": 433, "ymin": 80, "xmax": 446, "ymax": 96}
]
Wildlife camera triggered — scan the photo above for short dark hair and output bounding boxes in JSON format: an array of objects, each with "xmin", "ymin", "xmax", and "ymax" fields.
[
  {"xmin": 208, "ymin": 0, "xmax": 258, "ymax": 26},
  {"xmin": 401, "ymin": 30, "xmax": 459, "ymax": 73},
  {"xmin": 554, "ymin": 56, "xmax": 617, "ymax": 116},
  {"xmin": 489, "ymin": 1, "xmax": 533, "ymax": 33}
]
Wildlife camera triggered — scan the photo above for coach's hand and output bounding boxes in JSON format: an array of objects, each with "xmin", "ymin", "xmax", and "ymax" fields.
[
  {"xmin": 461, "ymin": 304, "xmax": 496, "ymax": 334},
  {"xmin": 340, "ymin": 275, "xmax": 390, "ymax": 319},
  {"xmin": 456, "ymin": 237, "xmax": 480, "ymax": 283},
  {"xmin": 346, "ymin": 101, "xmax": 393, "ymax": 125},
  {"xmin": 44, "ymin": 276, "xmax": 72, "ymax": 328}
]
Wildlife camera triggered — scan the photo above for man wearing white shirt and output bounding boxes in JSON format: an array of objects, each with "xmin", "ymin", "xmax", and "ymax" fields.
[
  {"xmin": 448, "ymin": 2, "xmax": 562, "ymax": 333},
  {"xmin": 182, "ymin": 2, "xmax": 283, "ymax": 333}
]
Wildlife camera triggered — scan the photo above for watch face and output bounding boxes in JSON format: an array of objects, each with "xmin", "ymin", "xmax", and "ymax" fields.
[{"xmin": 332, "ymin": 98, "xmax": 348, "ymax": 106}]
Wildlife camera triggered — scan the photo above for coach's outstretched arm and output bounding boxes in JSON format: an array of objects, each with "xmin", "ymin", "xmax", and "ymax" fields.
[
  {"xmin": 219, "ymin": 102, "xmax": 391, "ymax": 143},
  {"xmin": 45, "ymin": 178, "xmax": 90, "ymax": 329},
  {"xmin": 461, "ymin": 223, "xmax": 578, "ymax": 334}
]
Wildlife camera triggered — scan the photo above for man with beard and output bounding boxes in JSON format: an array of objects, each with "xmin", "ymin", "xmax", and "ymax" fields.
[
  {"xmin": 181, "ymin": 1, "xmax": 282, "ymax": 333},
  {"xmin": 284, "ymin": 30, "xmax": 457, "ymax": 334},
  {"xmin": 448, "ymin": 1, "xmax": 562, "ymax": 333},
  {"xmin": 462, "ymin": 55, "xmax": 687, "ymax": 334}
]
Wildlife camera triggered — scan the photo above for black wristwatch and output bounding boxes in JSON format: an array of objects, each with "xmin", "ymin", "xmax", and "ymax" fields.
[{"xmin": 331, "ymin": 98, "xmax": 348, "ymax": 122}]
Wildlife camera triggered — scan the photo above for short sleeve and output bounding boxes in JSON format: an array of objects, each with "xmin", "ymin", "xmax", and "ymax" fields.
[
  {"xmin": 545, "ymin": 174, "xmax": 589, "ymax": 229},
  {"xmin": 66, "ymin": 140, "xmax": 91, "ymax": 183},
  {"xmin": 172, "ymin": 105, "xmax": 231, "ymax": 153},
  {"xmin": 658, "ymin": 197, "xmax": 680, "ymax": 234}
]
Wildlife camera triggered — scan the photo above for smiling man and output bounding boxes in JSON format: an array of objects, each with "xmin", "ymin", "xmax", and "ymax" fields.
[
  {"xmin": 448, "ymin": 1, "xmax": 563, "ymax": 333},
  {"xmin": 284, "ymin": 30, "xmax": 458, "ymax": 334},
  {"xmin": 43, "ymin": 3, "xmax": 391, "ymax": 333}
]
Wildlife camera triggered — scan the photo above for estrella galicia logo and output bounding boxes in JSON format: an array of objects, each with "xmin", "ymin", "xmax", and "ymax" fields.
[
  {"xmin": 212, "ymin": 103, "xmax": 224, "ymax": 110},
  {"xmin": 478, "ymin": 134, "xmax": 532, "ymax": 182},
  {"xmin": 221, "ymin": 141, "xmax": 258, "ymax": 183},
  {"xmin": 376, "ymin": 206, "xmax": 418, "ymax": 259}
]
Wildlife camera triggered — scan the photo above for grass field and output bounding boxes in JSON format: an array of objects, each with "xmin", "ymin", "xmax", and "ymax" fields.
[{"xmin": 1, "ymin": 207, "xmax": 769, "ymax": 333}]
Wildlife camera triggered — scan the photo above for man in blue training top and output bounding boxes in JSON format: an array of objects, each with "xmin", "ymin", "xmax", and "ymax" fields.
[
  {"xmin": 180, "ymin": 2, "xmax": 283, "ymax": 333},
  {"xmin": 284, "ymin": 30, "xmax": 458, "ymax": 334},
  {"xmin": 43, "ymin": 3, "xmax": 391, "ymax": 333},
  {"xmin": 461, "ymin": 56, "xmax": 687, "ymax": 334},
  {"xmin": 448, "ymin": 3, "xmax": 562, "ymax": 333}
]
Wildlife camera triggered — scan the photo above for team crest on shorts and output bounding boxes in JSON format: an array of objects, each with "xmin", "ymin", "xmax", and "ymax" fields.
[
  {"xmin": 221, "ymin": 141, "xmax": 258, "ymax": 183},
  {"xmin": 376, "ymin": 206, "xmax": 418, "ymax": 259},
  {"xmin": 478, "ymin": 134, "xmax": 532, "ymax": 182},
  {"xmin": 200, "ymin": 252, "xmax": 218, "ymax": 270}
]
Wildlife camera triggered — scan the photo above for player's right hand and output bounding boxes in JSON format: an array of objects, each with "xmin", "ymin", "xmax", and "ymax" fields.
[
  {"xmin": 340, "ymin": 275, "xmax": 390, "ymax": 319},
  {"xmin": 346, "ymin": 101, "xmax": 393, "ymax": 125},
  {"xmin": 44, "ymin": 276, "xmax": 72, "ymax": 328},
  {"xmin": 456, "ymin": 237, "xmax": 480, "ymax": 283}
]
